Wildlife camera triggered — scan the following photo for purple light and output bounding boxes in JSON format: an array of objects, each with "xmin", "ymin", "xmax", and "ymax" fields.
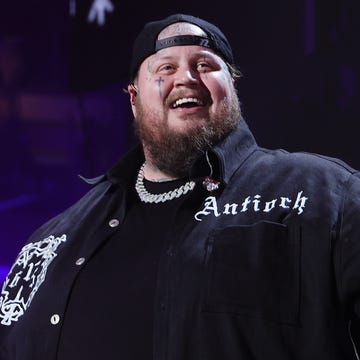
[
  {"xmin": 0, "ymin": 265, "xmax": 10, "ymax": 285},
  {"xmin": 304, "ymin": 0, "xmax": 316, "ymax": 55}
]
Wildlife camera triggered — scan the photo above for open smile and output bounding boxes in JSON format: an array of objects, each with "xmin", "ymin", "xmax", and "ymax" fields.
[{"xmin": 171, "ymin": 97, "xmax": 205, "ymax": 109}]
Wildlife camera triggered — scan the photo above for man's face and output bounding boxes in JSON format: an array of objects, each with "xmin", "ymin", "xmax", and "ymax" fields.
[{"xmin": 129, "ymin": 27, "xmax": 241, "ymax": 177}]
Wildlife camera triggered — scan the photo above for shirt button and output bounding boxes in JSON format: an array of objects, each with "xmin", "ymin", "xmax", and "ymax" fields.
[
  {"xmin": 50, "ymin": 314, "xmax": 60, "ymax": 325},
  {"xmin": 75, "ymin": 257, "xmax": 85, "ymax": 266},
  {"xmin": 109, "ymin": 219, "xmax": 119, "ymax": 227}
]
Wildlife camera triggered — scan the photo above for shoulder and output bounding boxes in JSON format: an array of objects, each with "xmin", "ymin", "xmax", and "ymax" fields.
[
  {"xmin": 241, "ymin": 147, "xmax": 360, "ymax": 202},
  {"xmin": 29, "ymin": 179, "xmax": 114, "ymax": 241},
  {"xmin": 255, "ymin": 146, "xmax": 358, "ymax": 177}
]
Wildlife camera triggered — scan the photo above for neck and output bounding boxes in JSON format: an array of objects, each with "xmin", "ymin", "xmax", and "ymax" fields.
[{"xmin": 143, "ymin": 161, "xmax": 178, "ymax": 182}]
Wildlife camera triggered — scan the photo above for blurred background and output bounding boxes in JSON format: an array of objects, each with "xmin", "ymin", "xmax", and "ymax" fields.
[{"xmin": 0, "ymin": 0, "xmax": 359, "ymax": 281}]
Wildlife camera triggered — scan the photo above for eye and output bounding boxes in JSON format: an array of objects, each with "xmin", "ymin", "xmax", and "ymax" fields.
[
  {"xmin": 196, "ymin": 61, "xmax": 212, "ymax": 73},
  {"xmin": 158, "ymin": 64, "xmax": 176, "ymax": 74}
]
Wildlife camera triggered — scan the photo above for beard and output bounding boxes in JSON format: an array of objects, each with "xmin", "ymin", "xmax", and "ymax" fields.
[{"xmin": 133, "ymin": 89, "xmax": 242, "ymax": 178}]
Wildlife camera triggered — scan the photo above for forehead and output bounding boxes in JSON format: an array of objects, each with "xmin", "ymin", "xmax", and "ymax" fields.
[
  {"xmin": 151, "ymin": 45, "xmax": 219, "ymax": 63},
  {"xmin": 157, "ymin": 22, "xmax": 207, "ymax": 39}
]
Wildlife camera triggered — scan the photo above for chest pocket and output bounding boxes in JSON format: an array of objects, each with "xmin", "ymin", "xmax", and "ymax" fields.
[{"xmin": 202, "ymin": 221, "xmax": 300, "ymax": 325}]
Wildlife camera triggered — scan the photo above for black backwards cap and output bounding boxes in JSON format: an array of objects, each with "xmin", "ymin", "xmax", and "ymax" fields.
[{"xmin": 130, "ymin": 14, "xmax": 234, "ymax": 80}]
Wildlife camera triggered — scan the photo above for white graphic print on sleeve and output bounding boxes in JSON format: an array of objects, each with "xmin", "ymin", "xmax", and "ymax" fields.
[{"xmin": 0, "ymin": 234, "xmax": 67, "ymax": 326}]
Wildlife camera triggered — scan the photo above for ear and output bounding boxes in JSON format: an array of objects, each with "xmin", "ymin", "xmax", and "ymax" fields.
[{"xmin": 128, "ymin": 84, "xmax": 138, "ymax": 106}]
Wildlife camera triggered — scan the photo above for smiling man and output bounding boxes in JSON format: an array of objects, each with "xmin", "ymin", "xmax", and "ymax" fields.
[
  {"xmin": 2, "ymin": 13, "xmax": 360, "ymax": 360},
  {"xmin": 129, "ymin": 17, "xmax": 241, "ymax": 180}
]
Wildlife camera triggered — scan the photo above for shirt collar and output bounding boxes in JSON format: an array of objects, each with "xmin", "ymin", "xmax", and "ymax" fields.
[{"xmin": 189, "ymin": 118, "xmax": 258, "ymax": 185}]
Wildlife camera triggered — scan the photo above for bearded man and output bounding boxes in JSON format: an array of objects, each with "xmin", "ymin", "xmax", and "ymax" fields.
[{"xmin": 2, "ymin": 13, "xmax": 360, "ymax": 360}]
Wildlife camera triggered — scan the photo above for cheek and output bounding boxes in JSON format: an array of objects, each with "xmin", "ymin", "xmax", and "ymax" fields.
[
  {"xmin": 139, "ymin": 77, "xmax": 172, "ymax": 101},
  {"xmin": 201, "ymin": 73, "xmax": 231, "ymax": 100}
]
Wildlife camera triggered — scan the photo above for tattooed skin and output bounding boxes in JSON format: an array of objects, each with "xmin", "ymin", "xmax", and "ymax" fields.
[
  {"xmin": 130, "ymin": 22, "xmax": 242, "ymax": 178},
  {"xmin": 133, "ymin": 86, "xmax": 241, "ymax": 178},
  {"xmin": 155, "ymin": 77, "xmax": 165, "ymax": 97}
]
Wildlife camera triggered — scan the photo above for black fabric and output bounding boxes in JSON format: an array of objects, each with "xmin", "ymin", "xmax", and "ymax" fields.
[
  {"xmin": 129, "ymin": 13, "xmax": 234, "ymax": 80},
  {"xmin": 155, "ymin": 35, "xmax": 214, "ymax": 52},
  {"xmin": 5, "ymin": 120, "xmax": 360, "ymax": 359},
  {"xmin": 57, "ymin": 179, "xmax": 193, "ymax": 359}
]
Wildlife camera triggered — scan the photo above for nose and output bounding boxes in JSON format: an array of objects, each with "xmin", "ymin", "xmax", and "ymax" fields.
[{"xmin": 173, "ymin": 66, "xmax": 199, "ymax": 86}]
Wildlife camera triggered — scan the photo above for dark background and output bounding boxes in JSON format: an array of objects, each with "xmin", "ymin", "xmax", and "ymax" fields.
[{"xmin": 0, "ymin": 0, "xmax": 359, "ymax": 279}]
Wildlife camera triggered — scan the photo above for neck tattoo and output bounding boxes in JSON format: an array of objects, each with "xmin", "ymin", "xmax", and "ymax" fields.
[{"xmin": 135, "ymin": 162, "xmax": 195, "ymax": 203}]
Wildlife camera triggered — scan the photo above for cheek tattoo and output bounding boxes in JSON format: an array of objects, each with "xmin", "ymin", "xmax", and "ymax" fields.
[
  {"xmin": 147, "ymin": 61, "xmax": 152, "ymax": 73},
  {"xmin": 155, "ymin": 76, "xmax": 165, "ymax": 97}
]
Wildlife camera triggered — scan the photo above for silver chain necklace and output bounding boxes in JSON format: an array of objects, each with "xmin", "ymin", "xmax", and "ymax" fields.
[{"xmin": 135, "ymin": 162, "xmax": 196, "ymax": 203}]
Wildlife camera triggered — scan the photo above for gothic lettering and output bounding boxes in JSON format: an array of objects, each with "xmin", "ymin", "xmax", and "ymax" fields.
[
  {"xmin": 194, "ymin": 191, "xmax": 309, "ymax": 221},
  {"xmin": 0, "ymin": 234, "xmax": 67, "ymax": 326},
  {"xmin": 223, "ymin": 203, "xmax": 238, "ymax": 215},
  {"xmin": 194, "ymin": 197, "xmax": 220, "ymax": 221}
]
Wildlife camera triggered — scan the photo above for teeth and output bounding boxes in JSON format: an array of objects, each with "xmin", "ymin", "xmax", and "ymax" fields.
[{"xmin": 172, "ymin": 98, "xmax": 202, "ymax": 108}]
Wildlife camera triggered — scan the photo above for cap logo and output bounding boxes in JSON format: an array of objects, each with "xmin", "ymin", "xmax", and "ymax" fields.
[{"xmin": 155, "ymin": 35, "xmax": 214, "ymax": 52}]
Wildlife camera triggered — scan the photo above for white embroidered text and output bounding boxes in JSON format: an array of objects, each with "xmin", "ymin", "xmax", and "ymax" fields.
[{"xmin": 194, "ymin": 191, "xmax": 308, "ymax": 221}]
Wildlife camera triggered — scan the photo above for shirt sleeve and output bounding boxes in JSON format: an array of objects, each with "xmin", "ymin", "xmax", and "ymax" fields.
[{"xmin": 337, "ymin": 172, "xmax": 360, "ymax": 345}]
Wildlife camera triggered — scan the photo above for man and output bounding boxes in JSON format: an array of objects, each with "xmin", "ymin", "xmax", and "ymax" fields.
[{"xmin": 1, "ymin": 13, "xmax": 360, "ymax": 360}]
